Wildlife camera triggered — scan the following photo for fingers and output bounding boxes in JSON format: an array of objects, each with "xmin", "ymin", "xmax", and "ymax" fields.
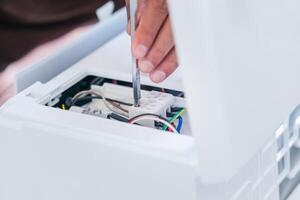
[
  {"xmin": 132, "ymin": 0, "xmax": 168, "ymax": 58},
  {"xmin": 138, "ymin": 18, "xmax": 174, "ymax": 73},
  {"xmin": 125, "ymin": 0, "xmax": 179, "ymax": 83},
  {"xmin": 150, "ymin": 48, "xmax": 178, "ymax": 83}
]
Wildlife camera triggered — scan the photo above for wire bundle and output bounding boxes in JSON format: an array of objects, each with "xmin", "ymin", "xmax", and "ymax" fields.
[
  {"xmin": 128, "ymin": 114, "xmax": 179, "ymax": 134},
  {"xmin": 70, "ymin": 89, "xmax": 186, "ymax": 134},
  {"xmin": 71, "ymin": 89, "xmax": 129, "ymax": 118},
  {"xmin": 163, "ymin": 108, "xmax": 185, "ymax": 133}
]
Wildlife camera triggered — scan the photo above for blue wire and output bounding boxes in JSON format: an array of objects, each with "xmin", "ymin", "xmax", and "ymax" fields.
[{"xmin": 176, "ymin": 116, "xmax": 183, "ymax": 133}]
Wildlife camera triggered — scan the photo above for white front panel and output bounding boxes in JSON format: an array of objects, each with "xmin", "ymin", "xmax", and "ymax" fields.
[
  {"xmin": 0, "ymin": 106, "xmax": 198, "ymax": 200},
  {"xmin": 168, "ymin": 0, "xmax": 300, "ymax": 183}
]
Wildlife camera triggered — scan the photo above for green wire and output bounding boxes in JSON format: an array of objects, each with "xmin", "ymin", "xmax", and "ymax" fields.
[{"xmin": 163, "ymin": 108, "xmax": 186, "ymax": 131}]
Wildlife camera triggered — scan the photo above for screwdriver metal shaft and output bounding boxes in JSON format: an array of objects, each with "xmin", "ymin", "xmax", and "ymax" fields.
[{"xmin": 130, "ymin": 0, "xmax": 141, "ymax": 107}]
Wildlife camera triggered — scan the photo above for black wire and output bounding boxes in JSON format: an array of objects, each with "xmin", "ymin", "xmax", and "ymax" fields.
[
  {"xmin": 167, "ymin": 112, "xmax": 175, "ymax": 118},
  {"xmin": 171, "ymin": 107, "xmax": 184, "ymax": 113},
  {"xmin": 71, "ymin": 96, "xmax": 102, "ymax": 106},
  {"xmin": 109, "ymin": 113, "xmax": 128, "ymax": 122}
]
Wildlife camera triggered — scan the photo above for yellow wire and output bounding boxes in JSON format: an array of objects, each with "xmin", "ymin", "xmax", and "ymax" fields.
[
  {"xmin": 163, "ymin": 108, "xmax": 186, "ymax": 131},
  {"xmin": 62, "ymin": 104, "xmax": 66, "ymax": 110},
  {"xmin": 169, "ymin": 109, "xmax": 186, "ymax": 124}
]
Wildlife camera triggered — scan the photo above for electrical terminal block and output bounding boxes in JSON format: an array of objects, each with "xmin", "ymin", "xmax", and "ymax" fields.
[
  {"xmin": 128, "ymin": 91, "xmax": 175, "ymax": 127},
  {"xmin": 90, "ymin": 83, "xmax": 177, "ymax": 128}
]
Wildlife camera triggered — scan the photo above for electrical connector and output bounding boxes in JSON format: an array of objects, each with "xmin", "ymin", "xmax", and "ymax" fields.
[
  {"xmin": 128, "ymin": 91, "xmax": 175, "ymax": 127},
  {"xmin": 70, "ymin": 99, "xmax": 111, "ymax": 118}
]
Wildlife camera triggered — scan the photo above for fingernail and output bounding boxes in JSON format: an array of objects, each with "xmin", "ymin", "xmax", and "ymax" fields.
[
  {"xmin": 133, "ymin": 45, "xmax": 148, "ymax": 58},
  {"xmin": 139, "ymin": 60, "xmax": 155, "ymax": 73},
  {"xmin": 151, "ymin": 70, "xmax": 166, "ymax": 83}
]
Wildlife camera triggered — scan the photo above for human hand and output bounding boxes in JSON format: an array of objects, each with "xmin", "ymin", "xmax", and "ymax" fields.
[{"xmin": 125, "ymin": 0, "xmax": 178, "ymax": 83}]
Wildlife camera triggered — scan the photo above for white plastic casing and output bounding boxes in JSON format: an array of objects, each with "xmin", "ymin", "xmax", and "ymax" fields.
[
  {"xmin": 0, "ymin": 31, "xmax": 289, "ymax": 200},
  {"xmin": 98, "ymin": 83, "xmax": 134, "ymax": 105},
  {"xmin": 128, "ymin": 91, "xmax": 175, "ymax": 127},
  {"xmin": 168, "ymin": 0, "xmax": 300, "ymax": 183},
  {"xmin": 1, "ymin": 1, "xmax": 300, "ymax": 197}
]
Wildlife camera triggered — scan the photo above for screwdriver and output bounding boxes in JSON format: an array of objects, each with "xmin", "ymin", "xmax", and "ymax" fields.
[{"xmin": 130, "ymin": 0, "xmax": 141, "ymax": 107}]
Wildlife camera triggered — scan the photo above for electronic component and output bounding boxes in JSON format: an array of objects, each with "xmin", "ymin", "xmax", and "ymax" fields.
[
  {"xmin": 48, "ymin": 75, "xmax": 187, "ymax": 134},
  {"xmin": 128, "ymin": 91, "xmax": 175, "ymax": 127}
]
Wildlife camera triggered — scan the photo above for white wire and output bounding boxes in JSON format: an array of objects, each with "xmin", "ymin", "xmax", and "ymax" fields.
[
  {"xmin": 73, "ymin": 91, "xmax": 178, "ymax": 133},
  {"xmin": 72, "ymin": 90, "xmax": 129, "ymax": 118},
  {"xmin": 72, "ymin": 90, "xmax": 106, "ymax": 101},
  {"xmin": 129, "ymin": 116, "xmax": 179, "ymax": 134}
]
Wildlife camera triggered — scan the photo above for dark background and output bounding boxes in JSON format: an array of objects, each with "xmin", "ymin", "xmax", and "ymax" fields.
[{"xmin": 0, "ymin": 0, "xmax": 125, "ymax": 72}]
